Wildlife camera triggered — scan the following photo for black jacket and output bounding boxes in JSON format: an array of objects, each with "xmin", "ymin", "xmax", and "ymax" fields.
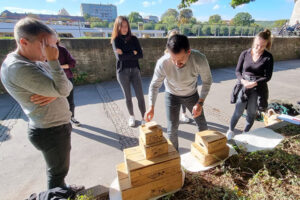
[{"xmin": 112, "ymin": 35, "xmax": 143, "ymax": 73}]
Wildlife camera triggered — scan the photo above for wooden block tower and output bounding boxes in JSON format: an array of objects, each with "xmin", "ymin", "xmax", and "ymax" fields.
[
  {"xmin": 116, "ymin": 121, "xmax": 183, "ymax": 200},
  {"xmin": 191, "ymin": 130, "xmax": 229, "ymax": 167}
]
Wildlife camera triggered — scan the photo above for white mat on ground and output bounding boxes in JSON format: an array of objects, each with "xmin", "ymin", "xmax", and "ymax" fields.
[
  {"xmin": 180, "ymin": 144, "xmax": 237, "ymax": 172},
  {"xmin": 109, "ymin": 169, "xmax": 185, "ymax": 200},
  {"xmin": 233, "ymin": 127, "xmax": 284, "ymax": 152}
]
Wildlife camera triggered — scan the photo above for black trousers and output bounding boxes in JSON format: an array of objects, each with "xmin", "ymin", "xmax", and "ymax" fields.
[
  {"xmin": 67, "ymin": 78, "xmax": 75, "ymax": 117},
  {"xmin": 28, "ymin": 123, "xmax": 72, "ymax": 189}
]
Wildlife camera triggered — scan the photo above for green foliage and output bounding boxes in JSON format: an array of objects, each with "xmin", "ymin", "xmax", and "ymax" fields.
[
  {"xmin": 87, "ymin": 17, "xmax": 102, "ymax": 23},
  {"xmin": 161, "ymin": 9, "xmax": 179, "ymax": 22},
  {"xmin": 161, "ymin": 15, "xmax": 177, "ymax": 24},
  {"xmin": 90, "ymin": 21, "xmax": 109, "ymax": 28},
  {"xmin": 202, "ymin": 25, "xmax": 211, "ymax": 36},
  {"xmin": 128, "ymin": 12, "xmax": 143, "ymax": 23},
  {"xmin": 155, "ymin": 23, "xmax": 167, "ymax": 31},
  {"xmin": 232, "ymin": 12, "xmax": 254, "ymax": 26},
  {"xmin": 191, "ymin": 24, "xmax": 202, "ymax": 35},
  {"xmin": 143, "ymin": 23, "xmax": 155, "ymax": 30},
  {"xmin": 273, "ymin": 19, "xmax": 288, "ymax": 28},
  {"xmin": 230, "ymin": 0, "xmax": 255, "ymax": 8},
  {"xmin": 179, "ymin": 8, "xmax": 193, "ymax": 20},
  {"xmin": 220, "ymin": 26, "xmax": 229, "ymax": 36},
  {"xmin": 130, "ymin": 23, "xmax": 138, "ymax": 30},
  {"xmin": 108, "ymin": 22, "xmax": 114, "ymax": 28},
  {"xmin": 209, "ymin": 14, "xmax": 222, "ymax": 25}
]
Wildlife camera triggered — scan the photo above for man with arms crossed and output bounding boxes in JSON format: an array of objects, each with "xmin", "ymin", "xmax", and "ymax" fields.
[{"xmin": 1, "ymin": 17, "xmax": 83, "ymax": 192}]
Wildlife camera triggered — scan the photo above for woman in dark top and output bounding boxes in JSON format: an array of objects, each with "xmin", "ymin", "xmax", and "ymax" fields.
[
  {"xmin": 111, "ymin": 16, "xmax": 146, "ymax": 127},
  {"xmin": 57, "ymin": 41, "xmax": 80, "ymax": 126},
  {"xmin": 226, "ymin": 29, "xmax": 274, "ymax": 140}
]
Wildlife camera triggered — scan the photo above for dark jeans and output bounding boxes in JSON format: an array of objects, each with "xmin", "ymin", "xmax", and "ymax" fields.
[
  {"xmin": 67, "ymin": 78, "xmax": 75, "ymax": 117},
  {"xmin": 28, "ymin": 123, "xmax": 72, "ymax": 189},
  {"xmin": 117, "ymin": 67, "xmax": 146, "ymax": 118},
  {"xmin": 229, "ymin": 88, "xmax": 258, "ymax": 132},
  {"xmin": 182, "ymin": 105, "xmax": 187, "ymax": 113},
  {"xmin": 165, "ymin": 92, "xmax": 208, "ymax": 150}
]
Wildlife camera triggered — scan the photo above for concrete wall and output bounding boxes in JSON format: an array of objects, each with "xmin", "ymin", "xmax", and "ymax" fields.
[{"xmin": 1, "ymin": 37, "xmax": 300, "ymax": 94}]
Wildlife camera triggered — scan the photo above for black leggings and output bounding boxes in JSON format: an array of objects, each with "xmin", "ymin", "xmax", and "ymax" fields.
[{"xmin": 117, "ymin": 67, "xmax": 146, "ymax": 118}]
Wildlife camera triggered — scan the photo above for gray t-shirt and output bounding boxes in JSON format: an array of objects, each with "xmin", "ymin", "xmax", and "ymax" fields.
[
  {"xmin": 1, "ymin": 51, "xmax": 72, "ymax": 128},
  {"xmin": 149, "ymin": 49, "xmax": 212, "ymax": 106}
]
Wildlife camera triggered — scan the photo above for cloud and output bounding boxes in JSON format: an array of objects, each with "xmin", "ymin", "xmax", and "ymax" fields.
[
  {"xmin": 115, "ymin": 0, "xmax": 125, "ymax": 5},
  {"xmin": 193, "ymin": 0, "xmax": 217, "ymax": 5},
  {"xmin": 236, "ymin": 4, "xmax": 246, "ymax": 9},
  {"xmin": 213, "ymin": 4, "xmax": 220, "ymax": 10},
  {"xmin": 142, "ymin": 1, "xmax": 156, "ymax": 7},
  {"xmin": 46, "ymin": 0, "xmax": 56, "ymax": 2},
  {"xmin": 4, "ymin": 7, "xmax": 57, "ymax": 15}
]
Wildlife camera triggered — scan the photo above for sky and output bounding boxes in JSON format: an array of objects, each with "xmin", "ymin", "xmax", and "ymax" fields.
[{"xmin": 0, "ymin": 0, "xmax": 296, "ymax": 21}]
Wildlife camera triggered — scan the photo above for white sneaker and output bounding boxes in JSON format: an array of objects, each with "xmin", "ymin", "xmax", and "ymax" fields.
[
  {"xmin": 181, "ymin": 113, "xmax": 192, "ymax": 123},
  {"xmin": 226, "ymin": 130, "xmax": 235, "ymax": 140},
  {"xmin": 128, "ymin": 116, "xmax": 135, "ymax": 127}
]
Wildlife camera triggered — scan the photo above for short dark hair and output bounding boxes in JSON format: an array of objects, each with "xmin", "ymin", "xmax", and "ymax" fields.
[
  {"xmin": 14, "ymin": 17, "xmax": 55, "ymax": 44},
  {"xmin": 166, "ymin": 34, "xmax": 190, "ymax": 54}
]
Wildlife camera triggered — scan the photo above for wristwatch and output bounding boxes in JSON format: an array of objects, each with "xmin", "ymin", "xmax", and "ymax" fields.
[{"xmin": 197, "ymin": 101, "xmax": 204, "ymax": 106}]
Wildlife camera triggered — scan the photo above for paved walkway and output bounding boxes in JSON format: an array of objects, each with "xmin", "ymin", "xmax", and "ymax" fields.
[{"xmin": 0, "ymin": 59, "xmax": 300, "ymax": 200}]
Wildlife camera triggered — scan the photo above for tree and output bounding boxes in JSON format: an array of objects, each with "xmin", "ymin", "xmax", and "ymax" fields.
[
  {"xmin": 128, "ymin": 12, "xmax": 143, "ymax": 23},
  {"xmin": 179, "ymin": 9, "xmax": 193, "ymax": 20},
  {"xmin": 90, "ymin": 21, "xmax": 109, "ymax": 28},
  {"xmin": 189, "ymin": 17, "xmax": 197, "ymax": 24},
  {"xmin": 83, "ymin": 13, "xmax": 91, "ymax": 21},
  {"xmin": 130, "ymin": 23, "xmax": 138, "ymax": 29},
  {"xmin": 220, "ymin": 26, "xmax": 229, "ymax": 36},
  {"xmin": 161, "ymin": 9, "xmax": 179, "ymax": 22},
  {"xmin": 155, "ymin": 24, "xmax": 167, "ymax": 31},
  {"xmin": 209, "ymin": 15, "xmax": 222, "ymax": 25},
  {"xmin": 274, "ymin": 19, "xmax": 288, "ymax": 28},
  {"xmin": 191, "ymin": 24, "xmax": 202, "ymax": 36},
  {"xmin": 167, "ymin": 24, "xmax": 179, "ymax": 31},
  {"xmin": 181, "ymin": 24, "xmax": 192, "ymax": 35},
  {"xmin": 232, "ymin": 12, "xmax": 254, "ymax": 26},
  {"xmin": 229, "ymin": 26, "xmax": 236, "ymax": 36},
  {"xmin": 144, "ymin": 23, "xmax": 155, "ymax": 30},
  {"xmin": 109, "ymin": 22, "xmax": 114, "ymax": 28},
  {"xmin": 202, "ymin": 25, "xmax": 211, "ymax": 36},
  {"xmin": 87, "ymin": 17, "xmax": 102, "ymax": 22},
  {"xmin": 178, "ymin": 0, "xmax": 255, "ymax": 9},
  {"xmin": 162, "ymin": 15, "xmax": 177, "ymax": 24},
  {"xmin": 211, "ymin": 25, "xmax": 220, "ymax": 36}
]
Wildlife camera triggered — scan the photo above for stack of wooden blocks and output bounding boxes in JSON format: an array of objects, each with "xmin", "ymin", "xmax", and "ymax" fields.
[
  {"xmin": 116, "ymin": 121, "xmax": 183, "ymax": 200},
  {"xmin": 191, "ymin": 130, "xmax": 229, "ymax": 167}
]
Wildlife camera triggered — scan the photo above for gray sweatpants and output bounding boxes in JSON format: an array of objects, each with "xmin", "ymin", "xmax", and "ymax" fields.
[{"xmin": 117, "ymin": 67, "xmax": 146, "ymax": 118}]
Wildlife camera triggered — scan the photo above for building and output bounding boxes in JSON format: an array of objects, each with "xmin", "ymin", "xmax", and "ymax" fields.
[
  {"xmin": 58, "ymin": 8, "xmax": 70, "ymax": 16},
  {"xmin": 80, "ymin": 3, "xmax": 117, "ymax": 22},
  {"xmin": 290, "ymin": 0, "xmax": 300, "ymax": 25},
  {"xmin": 143, "ymin": 15, "xmax": 159, "ymax": 23},
  {"xmin": 0, "ymin": 10, "xmax": 84, "ymax": 25}
]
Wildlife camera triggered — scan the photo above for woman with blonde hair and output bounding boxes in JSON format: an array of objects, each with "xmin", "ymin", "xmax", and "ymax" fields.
[
  {"xmin": 226, "ymin": 29, "xmax": 274, "ymax": 140},
  {"xmin": 111, "ymin": 16, "xmax": 145, "ymax": 127}
]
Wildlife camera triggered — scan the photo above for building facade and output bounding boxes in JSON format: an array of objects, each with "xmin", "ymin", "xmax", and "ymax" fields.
[{"xmin": 80, "ymin": 3, "xmax": 117, "ymax": 22}]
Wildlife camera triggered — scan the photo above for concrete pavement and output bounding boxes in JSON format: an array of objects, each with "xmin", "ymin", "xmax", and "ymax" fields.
[{"xmin": 0, "ymin": 59, "xmax": 300, "ymax": 200}]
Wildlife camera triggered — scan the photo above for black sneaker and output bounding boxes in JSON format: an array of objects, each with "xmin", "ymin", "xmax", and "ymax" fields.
[{"xmin": 71, "ymin": 117, "xmax": 81, "ymax": 127}]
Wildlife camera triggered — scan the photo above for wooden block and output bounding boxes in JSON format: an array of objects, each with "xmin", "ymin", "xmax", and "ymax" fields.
[
  {"xmin": 117, "ymin": 162, "xmax": 182, "ymax": 200},
  {"xmin": 191, "ymin": 142, "xmax": 229, "ymax": 167},
  {"xmin": 124, "ymin": 140, "xmax": 181, "ymax": 187},
  {"xmin": 139, "ymin": 124, "xmax": 163, "ymax": 145},
  {"xmin": 144, "ymin": 121, "xmax": 159, "ymax": 129},
  {"xmin": 195, "ymin": 130, "xmax": 227, "ymax": 154},
  {"xmin": 139, "ymin": 136, "xmax": 169, "ymax": 159}
]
